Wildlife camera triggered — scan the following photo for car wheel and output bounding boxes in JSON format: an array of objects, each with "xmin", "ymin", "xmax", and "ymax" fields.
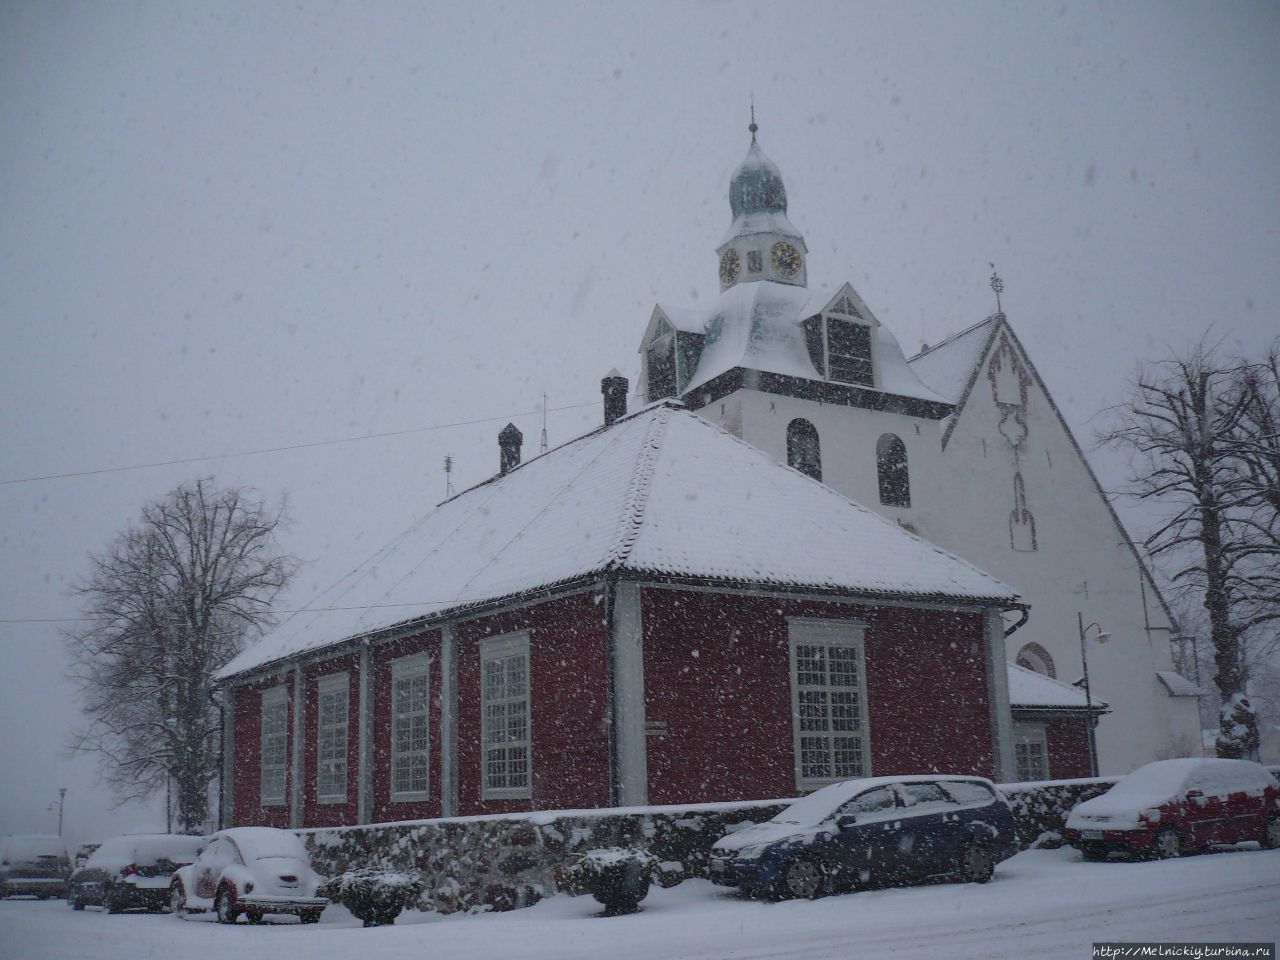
[
  {"xmin": 215, "ymin": 886, "xmax": 238, "ymax": 924},
  {"xmin": 169, "ymin": 882, "xmax": 187, "ymax": 919},
  {"xmin": 70, "ymin": 893, "xmax": 85, "ymax": 911},
  {"xmin": 775, "ymin": 857, "xmax": 826, "ymax": 900},
  {"xmin": 301, "ymin": 910, "xmax": 322, "ymax": 924},
  {"xmin": 1259, "ymin": 815, "xmax": 1280, "ymax": 849},
  {"xmin": 1154, "ymin": 828, "xmax": 1182, "ymax": 860},
  {"xmin": 246, "ymin": 910, "xmax": 264, "ymax": 925},
  {"xmin": 958, "ymin": 842, "xmax": 995, "ymax": 883}
]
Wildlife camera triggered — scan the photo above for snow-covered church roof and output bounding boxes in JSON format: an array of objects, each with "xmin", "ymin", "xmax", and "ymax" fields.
[{"xmin": 219, "ymin": 403, "xmax": 1018, "ymax": 681}]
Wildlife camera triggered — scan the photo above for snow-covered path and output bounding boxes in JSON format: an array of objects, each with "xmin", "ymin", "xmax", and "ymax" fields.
[{"xmin": 3, "ymin": 848, "xmax": 1278, "ymax": 960}]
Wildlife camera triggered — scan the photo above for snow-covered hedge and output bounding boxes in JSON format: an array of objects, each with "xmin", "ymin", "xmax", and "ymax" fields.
[
  {"xmin": 298, "ymin": 768, "xmax": 1280, "ymax": 915},
  {"xmin": 299, "ymin": 798, "xmax": 788, "ymax": 915}
]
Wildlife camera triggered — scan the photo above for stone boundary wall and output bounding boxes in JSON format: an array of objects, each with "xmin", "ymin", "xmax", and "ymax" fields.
[{"xmin": 300, "ymin": 768, "xmax": 1280, "ymax": 915}]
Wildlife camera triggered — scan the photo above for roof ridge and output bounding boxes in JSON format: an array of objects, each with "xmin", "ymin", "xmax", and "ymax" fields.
[
  {"xmin": 603, "ymin": 405, "xmax": 672, "ymax": 569},
  {"xmin": 907, "ymin": 314, "xmax": 999, "ymax": 362}
]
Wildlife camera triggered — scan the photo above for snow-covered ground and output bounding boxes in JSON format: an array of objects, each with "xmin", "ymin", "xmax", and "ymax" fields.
[{"xmin": 3, "ymin": 848, "xmax": 1278, "ymax": 960}]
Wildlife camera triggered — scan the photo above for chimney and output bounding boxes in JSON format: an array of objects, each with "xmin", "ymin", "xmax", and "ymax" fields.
[
  {"xmin": 499, "ymin": 423, "xmax": 522, "ymax": 475},
  {"xmin": 602, "ymin": 369, "xmax": 629, "ymax": 426}
]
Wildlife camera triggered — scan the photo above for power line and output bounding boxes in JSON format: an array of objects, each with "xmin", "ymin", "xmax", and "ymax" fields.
[
  {"xmin": 0, "ymin": 596, "xmax": 555, "ymax": 626},
  {"xmin": 2, "ymin": 398, "xmax": 603, "ymax": 486}
]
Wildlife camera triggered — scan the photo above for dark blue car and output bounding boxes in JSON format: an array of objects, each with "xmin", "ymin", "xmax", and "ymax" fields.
[{"xmin": 708, "ymin": 775, "xmax": 1019, "ymax": 900}]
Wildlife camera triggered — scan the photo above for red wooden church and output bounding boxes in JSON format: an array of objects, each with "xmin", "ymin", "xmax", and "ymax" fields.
[{"xmin": 215, "ymin": 391, "xmax": 1096, "ymax": 830}]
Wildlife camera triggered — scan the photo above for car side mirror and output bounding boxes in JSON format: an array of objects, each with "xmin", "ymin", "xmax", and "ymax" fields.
[{"xmin": 836, "ymin": 815, "xmax": 859, "ymax": 830}]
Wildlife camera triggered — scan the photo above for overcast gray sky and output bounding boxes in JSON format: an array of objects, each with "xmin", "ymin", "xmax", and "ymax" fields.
[{"xmin": 2, "ymin": 0, "xmax": 1278, "ymax": 843}]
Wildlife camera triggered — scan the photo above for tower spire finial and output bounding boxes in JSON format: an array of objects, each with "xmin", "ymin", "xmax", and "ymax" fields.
[
  {"xmin": 989, "ymin": 262, "xmax": 1005, "ymax": 316},
  {"xmin": 749, "ymin": 94, "xmax": 757, "ymax": 142}
]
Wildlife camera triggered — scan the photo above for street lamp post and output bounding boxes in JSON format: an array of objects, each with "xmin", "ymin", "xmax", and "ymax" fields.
[
  {"xmin": 57, "ymin": 787, "xmax": 66, "ymax": 836},
  {"xmin": 1078, "ymin": 613, "xmax": 1111, "ymax": 777}
]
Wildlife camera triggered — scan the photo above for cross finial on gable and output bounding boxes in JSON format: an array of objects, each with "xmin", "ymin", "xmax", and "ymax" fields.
[
  {"xmin": 749, "ymin": 94, "xmax": 757, "ymax": 142},
  {"xmin": 989, "ymin": 263, "xmax": 1005, "ymax": 316}
]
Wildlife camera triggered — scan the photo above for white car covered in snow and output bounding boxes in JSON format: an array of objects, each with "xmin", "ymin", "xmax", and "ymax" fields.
[{"xmin": 169, "ymin": 827, "xmax": 327, "ymax": 924}]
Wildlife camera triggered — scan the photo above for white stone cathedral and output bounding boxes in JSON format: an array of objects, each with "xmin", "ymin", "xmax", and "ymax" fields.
[{"xmin": 635, "ymin": 125, "xmax": 1202, "ymax": 777}]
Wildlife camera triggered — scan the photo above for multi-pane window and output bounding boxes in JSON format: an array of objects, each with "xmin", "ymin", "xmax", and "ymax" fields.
[
  {"xmin": 826, "ymin": 317, "xmax": 874, "ymax": 385},
  {"xmin": 481, "ymin": 633, "xmax": 532, "ymax": 800},
  {"xmin": 259, "ymin": 686, "xmax": 288, "ymax": 806},
  {"xmin": 790, "ymin": 620, "xmax": 870, "ymax": 789},
  {"xmin": 1013, "ymin": 722, "xmax": 1049, "ymax": 782},
  {"xmin": 316, "ymin": 673, "xmax": 349, "ymax": 803},
  {"xmin": 747, "ymin": 249, "xmax": 763, "ymax": 273},
  {"xmin": 391, "ymin": 654, "xmax": 430, "ymax": 800}
]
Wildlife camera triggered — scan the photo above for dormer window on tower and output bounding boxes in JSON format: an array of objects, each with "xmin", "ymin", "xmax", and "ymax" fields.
[{"xmin": 803, "ymin": 295, "xmax": 876, "ymax": 387}]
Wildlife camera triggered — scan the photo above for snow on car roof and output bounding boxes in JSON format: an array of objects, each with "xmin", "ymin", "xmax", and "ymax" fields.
[
  {"xmin": 1, "ymin": 835, "xmax": 68, "ymax": 861},
  {"xmin": 216, "ymin": 827, "xmax": 308, "ymax": 862},
  {"xmin": 771, "ymin": 775, "xmax": 997, "ymax": 825},
  {"xmin": 219, "ymin": 403, "xmax": 1017, "ymax": 681},
  {"xmin": 87, "ymin": 834, "xmax": 203, "ymax": 870}
]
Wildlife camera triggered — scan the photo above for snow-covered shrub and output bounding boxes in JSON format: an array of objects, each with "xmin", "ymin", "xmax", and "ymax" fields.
[
  {"xmin": 320, "ymin": 870, "xmax": 425, "ymax": 927},
  {"xmin": 1000, "ymin": 779, "xmax": 1118, "ymax": 847},
  {"xmin": 561, "ymin": 847, "xmax": 657, "ymax": 915}
]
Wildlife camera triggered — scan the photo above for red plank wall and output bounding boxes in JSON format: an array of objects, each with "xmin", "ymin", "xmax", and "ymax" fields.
[
  {"xmin": 642, "ymin": 588, "xmax": 994, "ymax": 804},
  {"xmin": 370, "ymin": 631, "xmax": 442, "ymax": 823},
  {"xmin": 1044, "ymin": 715, "xmax": 1093, "ymax": 780},
  {"xmin": 455, "ymin": 591, "xmax": 610, "ymax": 817},
  {"xmin": 230, "ymin": 675, "xmax": 292, "ymax": 828}
]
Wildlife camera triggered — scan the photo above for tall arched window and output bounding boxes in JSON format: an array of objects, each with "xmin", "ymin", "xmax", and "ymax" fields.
[
  {"xmin": 876, "ymin": 434, "xmax": 910, "ymax": 507},
  {"xmin": 786, "ymin": 418, "xmax": 822, "ymax": 481},
  {"xmin": 1016, "ymin": 642, "xmax": 1056, "ymax": 679}
]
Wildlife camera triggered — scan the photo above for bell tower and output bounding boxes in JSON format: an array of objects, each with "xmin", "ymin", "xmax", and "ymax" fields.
[{"xmin": 716, "ymin": 113, "xmax": 808, "ymax": 292}]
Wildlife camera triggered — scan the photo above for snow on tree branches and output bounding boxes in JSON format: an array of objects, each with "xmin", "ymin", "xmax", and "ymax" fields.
[
  {"xmin": 65, "ymin": 479, "xmax": 294, "ymax": 831},
  {"xmin": 1103, "ymin": 340, "xmax": 1279, "ymax": 760}
]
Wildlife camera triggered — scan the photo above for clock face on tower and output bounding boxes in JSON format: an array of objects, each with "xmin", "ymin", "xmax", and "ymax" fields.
[
  {"xmin": 770, "ymin": 241, "xmax": 802, "ymax": 279},
  {"xmin": 719, "ymin": 249, "xmax": 741, "ymax": 286}
]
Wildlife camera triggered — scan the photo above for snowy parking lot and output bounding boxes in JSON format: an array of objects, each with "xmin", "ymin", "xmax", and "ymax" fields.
[{"xmin": 3, "ymin": 847, "xmax": 1278, "ymax": 960}]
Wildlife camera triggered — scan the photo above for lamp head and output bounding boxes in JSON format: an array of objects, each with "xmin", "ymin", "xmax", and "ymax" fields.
[{"xmin": 1095, "ymin": 632, "xmax": 1111, "ymax": 644}]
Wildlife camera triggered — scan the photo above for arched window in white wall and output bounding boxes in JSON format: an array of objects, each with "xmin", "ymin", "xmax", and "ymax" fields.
[
  {"xmin": 787, "ymin": 418, "xmax": 822, "ymax": 481},
  {"xmin": 1016, "ymin": 642, "xmax": 1056, "ymax": 679},
  {"xmin": 876, "ymin": 434, "xmax": 910, "ymax": 507}
]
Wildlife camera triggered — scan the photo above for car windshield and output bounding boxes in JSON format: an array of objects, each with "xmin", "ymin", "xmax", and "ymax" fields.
[
  {"xmin": 226, "ymin": 830, "xmax": 308, "ymax": 862},
  {"xmin": 1106, "ymin": 759, "xmax": 1201, "ymax": 801},
  {"xmin": 770, "ymin": 779, "xmax": 877, "ymax": 825}
]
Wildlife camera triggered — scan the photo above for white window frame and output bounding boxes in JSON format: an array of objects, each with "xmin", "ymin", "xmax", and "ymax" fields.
[
  {"xmin": 788, "ymin": 618, "xmax": 872, "ymax": 791},
  {"xmin": 315, "ymin": 672, "xmax": 350, "ymax": 804},
  {"xmin": 1012, "ymin": 721, "xmax": 1050, "ymax": 782},
  {"xmin": 480, "ymin": 632, "xmax": 532, "ymax": 801},
  {"xmin": 389, "ymin": 653, "xmax": 432, "ymax": 802},
  {"xmin": 259, "ymin": 685, "xmax": 288, "ymax": 807}
]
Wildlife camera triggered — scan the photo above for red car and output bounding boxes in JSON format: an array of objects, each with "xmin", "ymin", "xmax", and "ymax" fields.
[{"xmin": 1064, "ymin": 758, "xmax": 1280, "ymax": 860}]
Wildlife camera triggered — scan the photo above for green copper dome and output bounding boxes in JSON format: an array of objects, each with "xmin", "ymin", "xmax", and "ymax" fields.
[{"xmin": 729, "ymin": 140, "xmax": 788, "ymax": 220}]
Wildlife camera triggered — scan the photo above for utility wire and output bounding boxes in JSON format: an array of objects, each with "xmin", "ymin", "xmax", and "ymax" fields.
[
  {"xmin": 2, "ymin": 398, "xmax": 603, "ymax": 486},
  {"xmin": 0, "ymin": 597, "xmax": 523, "ymax": 625}
]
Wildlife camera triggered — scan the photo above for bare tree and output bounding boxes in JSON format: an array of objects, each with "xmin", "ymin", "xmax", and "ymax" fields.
[
  {"xmin": 1103, "ymin": 342, "xmax": 1279, "ymax": 759},
  {"xmin": 66, "ymin": 479, "xmax": 293, "ymax": 831}
]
